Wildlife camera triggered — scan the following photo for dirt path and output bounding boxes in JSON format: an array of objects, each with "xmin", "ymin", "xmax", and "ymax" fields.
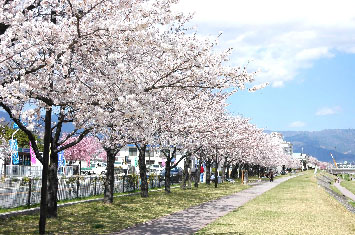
[
  {"xmin": 113, "ymin": 175, "xmax": 297, "ymax": 235},
  {"xmin": 334, "ymin": 180, "xmax": 355, "ymax": 201}
]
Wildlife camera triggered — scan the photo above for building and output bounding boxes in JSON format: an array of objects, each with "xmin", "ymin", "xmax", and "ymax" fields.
[
  {"xmin": 115, "ymin": 145, "xmax": 185, "ymax": 171},
  {"xmin": 337, "ymin": 161, "xmax": 355, "ymax": 169},
  {"xmin": 0, "ymin": 147, "xmax": 44, "ymax": 177},
  {"xmin": 2, "ymin": 143, "xmax": 187, "ymax": 177},
  {"xmin": 270, "ymin": 132, "xmax": 293, "ymax": 155},
  {"xmin": 292, "ymin": 153, "xmax": 309, "ymax": 170}
]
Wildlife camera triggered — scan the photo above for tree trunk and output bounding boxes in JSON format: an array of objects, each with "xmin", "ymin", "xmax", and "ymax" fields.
[
  {"xmin": 221, "ymin": 156, "xmax": 227, "ymax": 183},
  {"xmin": 39, "ymin": 108, "xmax": 51, "ymax": 234},
  {"xmin": 194, "ymin": 160, "xmax": 201, "ymax": 188},
  {"xmin": 47, "ymin": 151, "xmax": 59, "ymax": 218},
  {"xmin": 180, "ymin": 155, "xmax": 189, "ymax": 190},
  {"xmin": 104, "ymin": 148, "xmax": 116, "ymax": 203},
  {"xmin": 238, "ymin": 164, "xmax": 243, "ymax": 179},
  {"xmin": 3, "ymin": 158, "xmax": 6, "ymax": 178},
  {"xmin": 187, "ymin": 167, "xmax": 192, "ymax": 189},
  {"xmin": 244, "ymin": 169, "xmax": 248, "ymax": 184},
  {"xmin": 205, "ymin": 159, "xmax": 211, "ymax": 185},
  {"xmin": 214, "ymin": 159, "xmax": 218, "ymax": 188},
  {"xmin": 137, "ymin": 144, "xmax": 148, "ymax": 197},
  {"xmin": 164, "ymin": 157, "xmax": 172, "ymax": 193},
  {"xmin": 226, "ymin": 164, "xmax": 231, "ymax": 179}
]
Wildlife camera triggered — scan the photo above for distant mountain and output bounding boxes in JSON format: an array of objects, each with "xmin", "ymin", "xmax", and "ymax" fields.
[{"xmin": 270, "ymin": 129, "xmax": 355, "ymax": 163}]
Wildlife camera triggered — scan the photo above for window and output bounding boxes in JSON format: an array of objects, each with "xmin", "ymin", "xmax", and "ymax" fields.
[
  {"xmin": 160, "ymin": 149, "xmax": 170, "ymax": 157},
  {"xmin": 125, "ymin": 156, "xmax": 131, "ymax": 164},
  {"xmin": 129, "ymin": 148, "xmax": 137, "ymax": 156}
]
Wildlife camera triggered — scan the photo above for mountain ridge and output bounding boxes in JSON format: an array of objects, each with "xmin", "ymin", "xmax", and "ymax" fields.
[{"xmin": 267, "ymin": 129, "xmax": 355, "ymax": 163}]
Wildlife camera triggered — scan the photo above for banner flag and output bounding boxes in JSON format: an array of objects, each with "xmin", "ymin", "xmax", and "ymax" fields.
[
  {"xmin": 29, "ymin": 141, "xmax": 36, "ymax": 164},
  {"xmin": 9, "ymin": 139, "xmax": 19, "ymax": 164},
  {"xmin": 58, "ymin": 150, "xmax": 65, "ymax": 168}
]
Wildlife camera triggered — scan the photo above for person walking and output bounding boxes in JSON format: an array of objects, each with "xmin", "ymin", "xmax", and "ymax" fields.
[
  {"xmin": 269, "ymin": 170, "xmax": 274, "ymax": 182},
  {"xmin": 200, "ymin": 165, "xmax": 204, "ymax": 183}
]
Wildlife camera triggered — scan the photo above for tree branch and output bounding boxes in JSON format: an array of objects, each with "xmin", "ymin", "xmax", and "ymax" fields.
[{"xmin": 0, "ymin": 102, "xmax": 43, "ymax": 163}]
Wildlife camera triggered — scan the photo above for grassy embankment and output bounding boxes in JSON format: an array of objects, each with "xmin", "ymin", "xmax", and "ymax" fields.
[
  {"xmin": 321, "ymin": 172, "xmax": 355, "ymax": 206},
  {"xmin": 197, "ymin": 172, "xmax": 355, "ymax": 235},
  {"xmin": 0, "ymin": 181, "xmax": 249, "ymax": 234},
  {"xmin": 340, "ymin": 179, "xmax": 355, "ymax": 195},
  {"xmin": 340, "ymin": 179, "xmax": 355, "ymax": 207}
]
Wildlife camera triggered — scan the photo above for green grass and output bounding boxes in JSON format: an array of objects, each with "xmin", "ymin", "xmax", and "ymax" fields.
[
  {"xmin": 341, "ymin": 174, "xmax": 351, "ymax": 181},
  {"xmin": 0, "ymin": 188, "xmax": 139, "ymax": 214},
  {"xmin": 340, "ymin": 180, "xmax": 355, "ymax": 195},
  {"xmin": 321, "ymin": 171, "xmax": 337, "ymax": 181},
  {"xmin": 0, "ymin": 182, "xmax": 175, "ymax": 214},
  {"xmin": 330, "ymin": 184, "xmax": 343, "ymax": 196},
  {"xmin": 0, "ymin": 182, "xmax": 249, "ymax": 234},
  {"xmin": 0, "ymin": 204, "xmax": 40, "ymax": 214},
  {"xmin": 197, "ymin": 172, "xmax": 355, "ymax": 235}
]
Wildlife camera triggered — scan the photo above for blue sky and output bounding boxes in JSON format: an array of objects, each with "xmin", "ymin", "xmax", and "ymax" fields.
[
  {"xmin": 228, "ymin": 53, "xmax": 355, "ymax": 131},
  {"xmin": 176, "ymin": 0, "xmax": 355, "ymax": 131}
]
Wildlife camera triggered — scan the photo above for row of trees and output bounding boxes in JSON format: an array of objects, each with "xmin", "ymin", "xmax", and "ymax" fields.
[{"xmin": 1, "ymin": 0, "xmax": 300, "ymax": 233}]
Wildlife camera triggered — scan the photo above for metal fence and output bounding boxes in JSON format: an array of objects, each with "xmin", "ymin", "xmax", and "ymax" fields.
[
  {"xmin": 4, "ymin": 165, "xmax": 74, "ymax": 178},
  {"xmin": 0, "ymin": 174, "xmax": 170, "ymax": 209}
]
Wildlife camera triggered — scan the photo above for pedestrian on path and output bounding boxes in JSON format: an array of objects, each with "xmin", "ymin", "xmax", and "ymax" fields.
[
  {"xmin": 269, "ymin": 170, "xmax": 274, "ymax": 182},
  {"xmin": 200, "ymin": 165, "xmax": 204, "ymax": 183}
]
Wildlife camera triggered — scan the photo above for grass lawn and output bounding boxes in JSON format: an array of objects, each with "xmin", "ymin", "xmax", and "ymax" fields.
[
  {"xmin": 340, "ymin": 180, "xmax": 355, "ymax": 195},
  {"xmin": 0, "ymin": 189, "xmax": 140, "ymax": 214},
  {"xmin": 330, "ymin": 184, "xmax": 343, "ymax": 196},
  {"xmin": 197, "ymin": 172, "xmax": 355, "ymax": 235},
  {"xmin": 0, "ymin": 182, "xmax": 249, "ymax": 234}
]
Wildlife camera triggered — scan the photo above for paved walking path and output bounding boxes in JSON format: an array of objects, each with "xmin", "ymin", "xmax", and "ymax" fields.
[
  {"xmin": 334, "ymin": 181, "xmax": 355, "ymax": 201},
  {"xmin": 114, "ymin": 175, "xmax": 297, "ymax": 235}
]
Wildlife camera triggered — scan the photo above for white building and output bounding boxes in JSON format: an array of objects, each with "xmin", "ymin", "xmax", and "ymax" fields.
[
  {"xmin": 2, "ymin": 144, "xmax": 187, "ymax": 177},
  {"xmin": 270, "ymin": 132, "xmax": 293, "ymax": 155},
  {"xmin": 114, "ymin": 145, "xmax": 185, "ymax": 171},
  {"xmin": 292, "ymin": 153, "xmax": 309, "ymax": 170}
]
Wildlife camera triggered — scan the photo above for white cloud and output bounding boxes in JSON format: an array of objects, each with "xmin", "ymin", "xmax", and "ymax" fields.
[
  {"xmin": 174, "ymin": 0, "xmax": 355, "ymax": 86},
  {"xmin": 316, "ymin": 106, "xmax": 341, "ymax": 116},
  {"xmin": 289, "ymin": 121, "xmax": 306, "ymax": 128}
]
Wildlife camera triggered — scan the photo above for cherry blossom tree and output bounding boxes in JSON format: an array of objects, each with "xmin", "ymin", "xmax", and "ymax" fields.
[
  {"xmin": 62, "ymin": 136, "xmax": 105, "ymax": 172},
  {"xmin": 1, "ymin": 0, "xmax": 263, "ymax": 232},
  {"xmin": 0, "ymin": 0, "xmax": 140, "ymax": 232},
  {"xmin": 0, "ymin": 122, "xmax": 11, "ymax": 177}
]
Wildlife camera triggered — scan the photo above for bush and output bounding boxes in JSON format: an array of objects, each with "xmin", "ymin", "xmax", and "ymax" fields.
[
  {"xmin": 343, "ymin": 174, "xmax": 351, "ymax": 181},
  {"xmin": 126, "ymin": 174, "xmax": 139, "ymax": 189}
]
